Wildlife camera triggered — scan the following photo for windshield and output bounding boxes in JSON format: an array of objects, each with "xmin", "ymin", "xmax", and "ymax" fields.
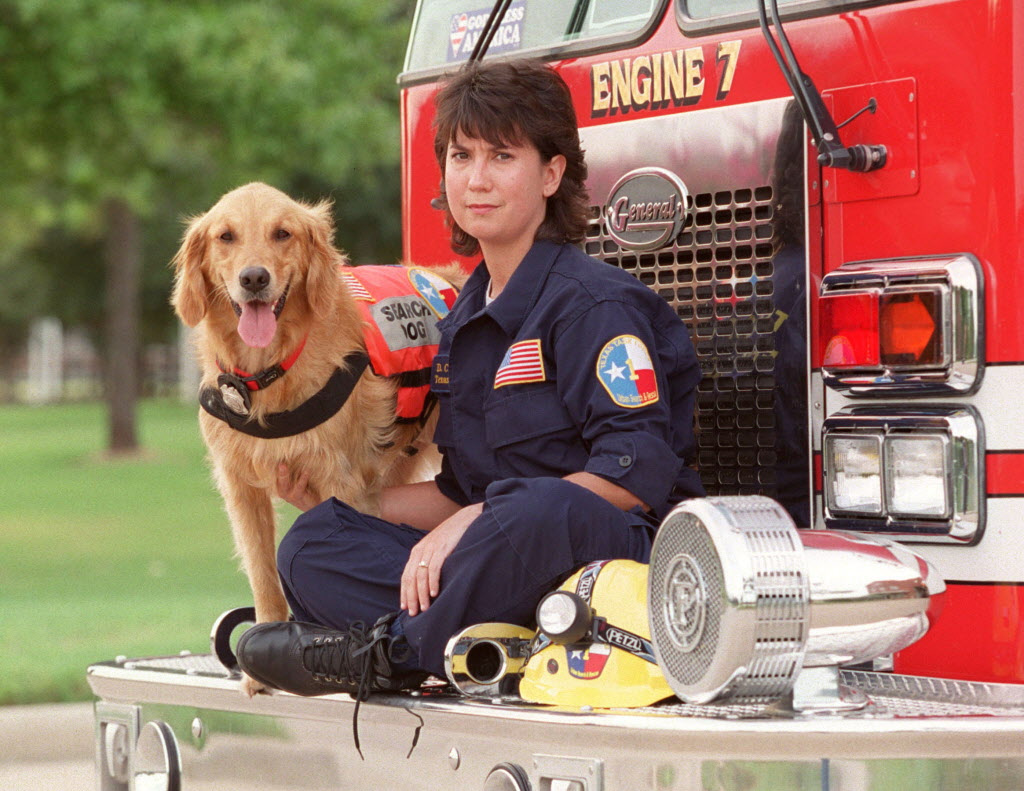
[
  {"xmin": 679, "ymin": 0, "xmax": 906, "ymax": 33},
  {"xmin": 685, "ymin": 0, "xmax": 804, "ymax": 17},
  {"xmin": 404, "ymin": 0, "xmax": 660, "ymax": 76}
]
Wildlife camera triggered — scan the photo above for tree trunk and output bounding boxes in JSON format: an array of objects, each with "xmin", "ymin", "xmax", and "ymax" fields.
[{"xmin": 103, "ymin": 198, "xmax": 141, "ymax": 453}]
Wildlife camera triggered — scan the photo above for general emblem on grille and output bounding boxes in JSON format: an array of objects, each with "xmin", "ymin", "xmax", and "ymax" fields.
[{"xmin": 605, "ymin": 167, "xmax": 689, "ymax": 252}]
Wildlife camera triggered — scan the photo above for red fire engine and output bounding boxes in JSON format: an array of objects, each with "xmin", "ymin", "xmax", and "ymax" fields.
[
  {"xmin": 87, "ymin": 1, "xmax": 1024, "ymax": 788},
  {"xmin": 403, "ymin": 0, "xmax": 1020, "ymax": 687}
]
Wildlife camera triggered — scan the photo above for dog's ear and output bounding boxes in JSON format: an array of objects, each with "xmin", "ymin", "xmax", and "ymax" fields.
[
  {"xmin": 171, "ymin": 214, "xmax": 211, "ymax": 327},
  {"xmin": 300, "ymin": 199, "xmax": 344, "ymax": 319}
]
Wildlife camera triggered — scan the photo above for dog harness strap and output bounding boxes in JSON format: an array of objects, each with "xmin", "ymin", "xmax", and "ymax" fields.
[
  {"xmin": 392, "ymin": 368, "xmax": 432, "ymax": 388},
  {"xmin": 200, "ymin": 353, "xmax": 371, "ymax": 439},
  {"xmin": 393, "ymin": 390, "xmax": 437, "ymax": 426},
  {"xmin": 218, "ymin": 335, "xmax": 309, "ymax": 391}
]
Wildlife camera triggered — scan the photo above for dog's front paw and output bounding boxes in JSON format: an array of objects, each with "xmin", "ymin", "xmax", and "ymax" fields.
[{"xmin": 240, "ymin": 673, "xmax": 271, "ymax": 698}]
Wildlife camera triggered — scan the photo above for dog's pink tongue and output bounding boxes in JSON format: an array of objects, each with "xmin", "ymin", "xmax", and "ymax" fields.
[{"xmin": 238, "ymin": 302, "xmax": 277, "ymax": 348}]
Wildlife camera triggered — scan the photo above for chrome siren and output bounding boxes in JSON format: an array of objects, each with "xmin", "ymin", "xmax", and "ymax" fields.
[{"xmin": 648, "ymin": 496, "xmax": 945, "ymax": 713}]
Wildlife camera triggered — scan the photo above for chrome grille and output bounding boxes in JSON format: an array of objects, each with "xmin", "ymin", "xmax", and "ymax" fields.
[{"xmin": 586, "ymin": 186, "xmax": 780, "ymax": 498}]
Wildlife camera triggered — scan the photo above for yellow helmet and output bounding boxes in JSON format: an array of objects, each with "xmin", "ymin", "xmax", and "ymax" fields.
[{"xmin": 519, "ymin": 560, "xmax": 674, "ymax": 708}]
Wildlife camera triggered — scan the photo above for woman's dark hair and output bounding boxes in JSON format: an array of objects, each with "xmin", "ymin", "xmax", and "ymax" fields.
[{"xmin": 432, "ymin": 59, "xmax": 590, "ymax": 257}]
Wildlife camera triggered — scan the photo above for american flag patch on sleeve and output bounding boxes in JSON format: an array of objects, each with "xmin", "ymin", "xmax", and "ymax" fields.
[{"xmin": 494, "ymin": 339, "xmax": 546, "ymax": 388}]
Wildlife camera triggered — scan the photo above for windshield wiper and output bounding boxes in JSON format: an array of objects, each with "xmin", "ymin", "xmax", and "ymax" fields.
[
  {"xmin": 566, "ymin": 0, "xmax": 590, "ymax": 37},
  {"xmin": 470, "ymin": 0, "xmax": 516, "ymax": 61},
  {"xmin": 757, "ymin": 0, "xmax": 886, "ymax": 173}
]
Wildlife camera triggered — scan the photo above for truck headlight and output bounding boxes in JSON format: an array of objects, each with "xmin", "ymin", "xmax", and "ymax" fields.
[
  {"xmin": 825, "ymin": 434, "xmax": 882, "ymax": 514},
  {"xmin": 885, "ymin": 434, "xmax": 950, "ymax": 518},
  {"xmin": 822, "ymin": 405, "xmax": 983, "ymax": 544}
]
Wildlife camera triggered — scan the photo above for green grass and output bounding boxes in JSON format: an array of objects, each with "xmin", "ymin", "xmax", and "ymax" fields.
[{"xmin": 0, "ymin": 399, "xmax": 285, "ymax": 704}]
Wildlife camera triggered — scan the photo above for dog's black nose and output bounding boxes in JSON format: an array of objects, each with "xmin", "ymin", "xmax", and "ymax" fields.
[{"xmin": 239, "ymin": 267, "xmax": 271, "ymax": 294}]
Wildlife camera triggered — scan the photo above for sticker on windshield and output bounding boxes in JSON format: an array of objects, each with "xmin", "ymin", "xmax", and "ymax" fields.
[{"xmin": 448, "ymin": 2, "xmax": 526, "ymax": 62}]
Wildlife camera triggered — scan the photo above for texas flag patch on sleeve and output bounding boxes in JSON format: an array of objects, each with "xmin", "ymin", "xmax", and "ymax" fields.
[
  {"xmin": 494, "ymin": 339, "xmax": 546, "ymax": 388},
  {"xmin": 596, "ymin": 335, "xmax": 660, "ymax": 408}
]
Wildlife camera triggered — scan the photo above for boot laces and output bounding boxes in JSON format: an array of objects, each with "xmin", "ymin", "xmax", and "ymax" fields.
[{"xmin": 302, "ymin": 614, "xmax": 408, "ymax": 759}]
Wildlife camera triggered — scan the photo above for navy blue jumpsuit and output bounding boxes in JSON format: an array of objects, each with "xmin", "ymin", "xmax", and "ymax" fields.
[{"xmin": 277, "ymin": 240, "xmax": 705, "ymax": 676}]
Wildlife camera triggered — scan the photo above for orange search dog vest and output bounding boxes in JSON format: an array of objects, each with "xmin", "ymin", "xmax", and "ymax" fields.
[{"xmin": 340, "ymin": 265, "xmax": 459, "ymax": 421}]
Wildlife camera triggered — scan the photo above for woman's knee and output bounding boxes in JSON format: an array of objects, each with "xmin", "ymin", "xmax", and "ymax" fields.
[
  {"xmin": 486, "ymin": 476, "xmax": 583, "ymax": 517},
  {"xmin": 277, "ymin": 500, "xmax": 336, "ymax": 584},
  {"xmin": 484, "ymin": 477, "xmax": 601, "ymax": 549},
  {"xmin": 485, "ymin": 476, "xmax": 648, "ymax": 563}
]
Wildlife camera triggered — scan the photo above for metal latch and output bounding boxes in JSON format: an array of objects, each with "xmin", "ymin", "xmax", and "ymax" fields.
[{"xmin": 534, "ymin": 755, "xmax": 604, "ymax": 791}]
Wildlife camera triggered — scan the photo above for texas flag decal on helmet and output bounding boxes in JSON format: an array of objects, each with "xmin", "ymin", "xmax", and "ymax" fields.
[
  {"xmin": 597, "ymin": 334, "xmax": 660, "ymax": 408},
  {"xmin": 566, "ymin": 643, "xmax": 612, "ymax": 680},
  {"xmin": 407, "ymin": 267, "xmax": 459, "ymax": 318}
]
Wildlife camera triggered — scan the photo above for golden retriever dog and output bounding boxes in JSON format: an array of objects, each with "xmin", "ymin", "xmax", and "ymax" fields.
[{"xmin": 171, "ymin": 182, "xmax": 463, "ymax": 695}]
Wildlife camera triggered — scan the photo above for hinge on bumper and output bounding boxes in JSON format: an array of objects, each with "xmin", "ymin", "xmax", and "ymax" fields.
[{"xmin": 95, "ymin": 702, "xmax": 139, "ymax": 791}]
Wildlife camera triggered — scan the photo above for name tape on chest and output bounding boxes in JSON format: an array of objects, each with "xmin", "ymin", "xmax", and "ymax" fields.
[
  {"xmin": 432, "ymin": 354, "xmax": 450, "ymax": 393},
  {"xmin": 597, "ymin": 334, "xmax": 660, "ymax": 408}
]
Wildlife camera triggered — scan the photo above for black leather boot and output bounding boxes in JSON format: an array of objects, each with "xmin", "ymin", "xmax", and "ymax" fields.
[{"xmin": 236, "ymin": 612, "xmax": 424, "ymax": 698}]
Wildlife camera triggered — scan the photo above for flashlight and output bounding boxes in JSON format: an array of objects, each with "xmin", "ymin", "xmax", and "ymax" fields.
[{"xmin": 536, "ymin": 591, "xmax": 592, "ymax": 644}]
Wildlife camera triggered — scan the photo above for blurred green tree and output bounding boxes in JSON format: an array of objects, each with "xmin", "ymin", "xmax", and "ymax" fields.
[{"xmin": 0, "ymin": 0, "xmax": 415, "ymax": 449}]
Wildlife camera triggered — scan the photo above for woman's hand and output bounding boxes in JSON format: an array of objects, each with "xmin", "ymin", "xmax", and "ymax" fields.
[
  {"xmin": 401, "ymin": 502, "xmax": 483, "ymax": 616},
  {"xmin": 275, "ymin": 464, "xmax": 320, "ymax": 512}
]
